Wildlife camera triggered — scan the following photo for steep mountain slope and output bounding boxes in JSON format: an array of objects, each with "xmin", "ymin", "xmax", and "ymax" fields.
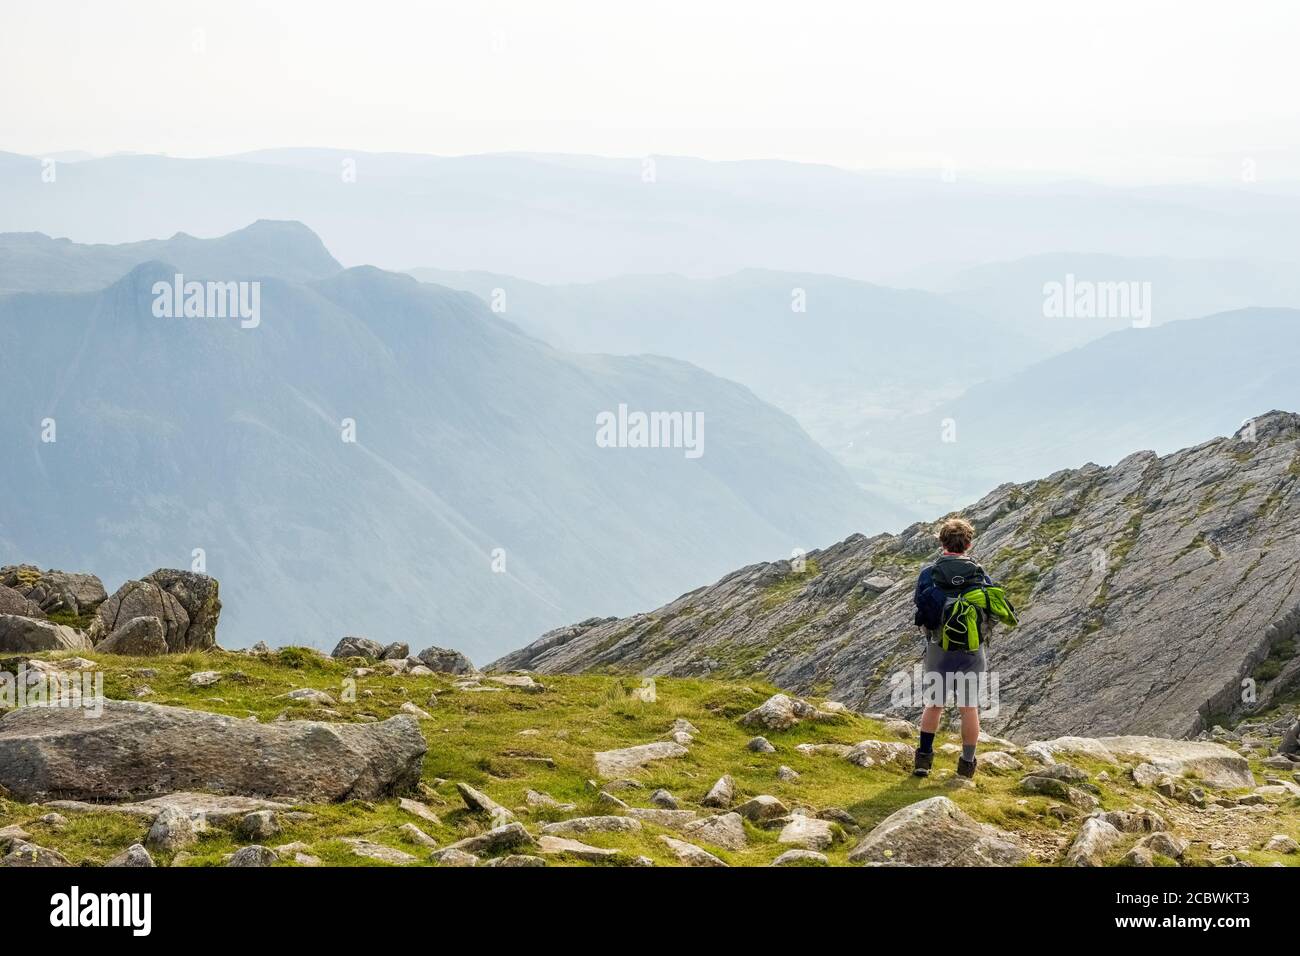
[
  {"xmin": 0, "ymin": 230, "xmax": 902, "ymax": 659},
  {"xmin": 0, "ymin": 219, "xmax": 341, "ymax": 293},
  {"xmin": 494, "ymin": 412, "xmax": 1300, "ymax": 739},
  {"xmin": 846, "ymin": 307, "xmax": 1300, "ymax": 513},
  {"xmin": 5, "ymin": 150, "xmax": 1300, "ymax": 283}
]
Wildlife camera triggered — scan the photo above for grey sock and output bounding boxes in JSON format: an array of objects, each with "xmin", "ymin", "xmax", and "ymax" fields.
[{"xmin": 961, "ymin": 744, "xmax": 977, "ymax": 762}]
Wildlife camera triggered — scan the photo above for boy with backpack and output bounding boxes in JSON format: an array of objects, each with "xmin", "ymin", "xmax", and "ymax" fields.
[{"xmin": 910, "ymin": 517, "xmax": 1018, "ymax": 778}]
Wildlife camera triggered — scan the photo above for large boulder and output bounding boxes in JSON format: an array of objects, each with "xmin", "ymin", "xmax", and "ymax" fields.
[
  {"xmin": 0, "ymin": 614, "xmax": 92, "ymax": 653},
  {"xmin": 0, "ymin": 699, "xmax": 426, "ymax": 802},
  {"xmin": 91, "ymin": 581, "xmax": 190, "ymax": 651},
  {"xmin": 96, "ymin": 616, "xmax": 168, "ymax": 656},
  {"xmin": 145, "ymin": 569, "xmax": 221, "ymax": 651},
  {"xmin": 739, "ymin": 693, "xmax": 830, "ymax": 731},
  {"xmin": 0, "ymin": 584, "xmax": 47, "ymax": 620},
  {"xmin": 416, "ymin": 646, "xmax": 476, "ymax": 674},
  {"xmin": 0, "ymin": 566, "xmax": 107, "ymax": 618},
  {"xmin": 848, "ymin": 796, "xmax": 1027, "ymax": 866},
  {"xmin": 332, "ymin": 636, "xmax": 384, "ymax": 659},
  {"xmin": 1096, "ymin": 736, "xmax": 1254, "ymax": 789}
]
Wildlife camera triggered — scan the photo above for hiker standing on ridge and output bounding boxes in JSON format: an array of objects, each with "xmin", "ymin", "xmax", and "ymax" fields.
[{"xmin": 910, "ymin": 517, "xmax": 1017, "ymax": 779}]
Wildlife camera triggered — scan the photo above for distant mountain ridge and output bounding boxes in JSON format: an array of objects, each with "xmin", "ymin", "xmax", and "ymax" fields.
[
  {"xmin": 0, "ymin": 224, "xmax": 902, "ymax": 658},
  {"xmin": 493, "ymin": 411, "xmax": 1300, "ymax": 739},
  {"xmin": 0, "ymin": 219, "xmax": 340, "ymax": 293}
]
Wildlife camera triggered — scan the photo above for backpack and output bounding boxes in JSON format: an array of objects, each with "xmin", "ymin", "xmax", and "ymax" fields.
[
  {"xmin": 927, "ymin": 556, "xmax": 1019, "ymax": 652},
  {"xmin": 939, "ymin": 585, "xmax": 1018, "ymax": 651}
]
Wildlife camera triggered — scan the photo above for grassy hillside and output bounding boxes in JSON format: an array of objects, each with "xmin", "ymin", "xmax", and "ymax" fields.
[{"xmin": 4, "ymin": 649, "xmax": 1299, "ymax": 867}]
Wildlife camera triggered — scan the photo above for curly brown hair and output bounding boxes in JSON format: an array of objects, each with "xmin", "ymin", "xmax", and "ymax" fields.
[{"xmin": 938, "ymin": 517, "xmax": 975, "ymax": 554}]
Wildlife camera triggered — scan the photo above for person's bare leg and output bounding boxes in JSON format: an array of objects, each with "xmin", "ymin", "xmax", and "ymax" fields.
[{"xmin": 920, "ymin": 705, "xmax": 943, "ymax": 735}]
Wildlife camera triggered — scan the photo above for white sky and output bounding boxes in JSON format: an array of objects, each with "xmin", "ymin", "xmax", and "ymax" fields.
[{"xmin": 3, "ymin": 0, "xmax": 1298, "ymax": 182}]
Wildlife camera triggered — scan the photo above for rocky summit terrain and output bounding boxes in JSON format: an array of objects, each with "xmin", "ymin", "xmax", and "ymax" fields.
[
  {"xmin": 495, "ymin": 411, "xmax": 1300, "ymax": 741},
  {"xmin": 0, "ymin": 645, "xmax": 1297, "ymax": 868}
]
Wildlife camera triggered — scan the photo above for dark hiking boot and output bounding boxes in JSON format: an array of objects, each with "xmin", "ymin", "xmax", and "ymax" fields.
[
  {"xmin": 913, "ymin": 748, "xmax": 934, "ymax": 777},
  {"xmin": 957, "ymin": 755, "xmax": 978, "ymax": 779}
]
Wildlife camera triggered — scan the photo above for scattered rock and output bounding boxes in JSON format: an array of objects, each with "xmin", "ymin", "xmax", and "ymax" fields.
[
  {"xmin": 226, "ymin": 845, "xmax": 278, "ymax": 867},
  {"xmin": 537, "ymin": 835, "xmax": 619, "ymax": 861},
  {"xmin": 416, "ymin": 646, "xmax": 476, "ymax": 674},
  {"xmin": 701, "ymin": 774, "xmax": 734, "ymax": 808},
  {"xmin": 105, "ymin": 844, "xmax": 154, "ymax": 867},
  {"xmin": 884, "ymin": 718, "xmax": 917, "ymax": 738},
  {"xmin": 525, "ymin": 790, "xmax": 575, "ymax": 812},
  {"xmin": 188, "ymin": 670, "xmax": 221, "ymax": 687},
  {"xmin": 541, "ymin": 816, "xmax": 641, "ymax": 836},
  {"xmin": 777, "ymin": 765, "xmax": 801, "ymax": 782},
  {"xmin": 848, "ymin": 796, "xmax": 1027, "ymax": 866},
  {"xmin": 237, "ymin": 810, "xmax": 280, "ymax": 841},
  {"xmin": 593, "ymin": 741, "xmax": 688, "ymax": 777},
  {"xmin": 398, "ymin": 797, "xmax": 441, "ymax": 825},
  {"xmin": 735, "ymin": 795, "xmax": 789, "ymax": 822},
  {"xmin": 1138, "ymin": 832, "xmax": 1188, "ymax": 860},
  {"xmin": 444, "ymin": 822, "xmax": 535, "ymax": 856},
  {"xmin": 978, "ymin": 751, "xmax": 1024, "ymax": 773},
  {"xmin": 1065, "ymin": 817, "xmax": 1123, "ymax": 867},
  {"xmin": 778, "ymin": 814, "xmax": 837, "ymax": 851},
  {"xmin": 1263, "ymin": 834, "xmax": 1299, "ymax": 854},
  {"xmin": 456, "ymin": 782, "xmax": 516, "ymax": 825},
  {"xmin": 380, "ymin": 642, "xmax": 409, "ymax": 660},
  {"xmin": 747, "ymin": 736, "xmax": 776, "ymax": 753},
  {"xmin": 659, "ymin": 835, "xmax": 728, "ymax": 867},
  {"xmin": 429, "ymin": 848, "xmax": 479, "ymax": 866},
  {"xmin": 844, "ymin": 739, "xmax": 914, "ymax": 770},
  {"xmin": 626, "ymin": 808, "xmax": 699, "ymax": 828},
  {"xmin": 740, "ymin": 693, "xmax": 833, "ymax": 731},
  {"xmin": 772, "ymin": 848, "xmax": 828, "ymax": 866},
  {"xmin": 400, "ymin": 701, "xmax": 433, "ymax": 720},
  {"xmin": 331, "ymin": 636, "xmax": 383, "ymax": 659},
  {"xmin": 398, "ymin": 823, "xmax": 439, "ymax": 848},
  {"xmin": 0, "ymin": 841, "xmax": 71, "ymax": 867},
  {"xmin": 683, "ymin": 812, "xmax": 748, "ymax": 850},
  {"xmin": 650, "ymin": 788, "xmax": 679, "ymax": 809},
  {"xmin": 342, "ymin": 838, "xmax": 418, "ymax": 864},
  {"xmin": 146, "ymin": 806, "xmax": 200, "ymax": 852}
]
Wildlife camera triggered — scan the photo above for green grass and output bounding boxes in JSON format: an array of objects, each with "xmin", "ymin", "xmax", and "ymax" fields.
[{"xmin": 2, "ymin": 648, "xmax": 1297, "ymax": 867}]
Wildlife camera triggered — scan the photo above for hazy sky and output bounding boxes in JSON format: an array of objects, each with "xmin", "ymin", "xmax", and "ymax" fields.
[{"xmin": 3, "ymin": 0, "xmax": 1298, "ymax": 182}]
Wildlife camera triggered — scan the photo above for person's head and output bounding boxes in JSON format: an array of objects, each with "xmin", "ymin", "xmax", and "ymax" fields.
[{"xmin": 938, "ymin": 517, "xmax": 975, "ymax": 555}]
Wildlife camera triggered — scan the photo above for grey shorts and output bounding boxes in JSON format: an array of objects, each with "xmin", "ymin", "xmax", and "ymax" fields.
[{"xmin": 921, "ymin": 641, "xmax": 987, "ymax": 707}]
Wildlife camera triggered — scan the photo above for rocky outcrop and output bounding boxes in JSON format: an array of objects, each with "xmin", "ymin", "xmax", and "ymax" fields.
[
  {"xmin": 0, "ymin": 614, "xmax": 91, "ymax": 653},
  {"xmin": 0, "ymin": 566, "xmax": 106, "ymax": 619},
  {"xmin": 417, "ymin": 646, "xmax": 476, "ymax": 674},
  {"xmin": 848, "ymin": 796, "xmax": 1028, "ymax": 866},
  {"xmin": 493, "ymin": 411, "xmax": 1300, "ymax": 739},
  {"xmin": 96, "ymin": 616, "xmax": 168, "ymax": 656},
  {"xmin": 332, "ymin": 636, "xmax": 384, "ymax": 659},
  {"xmin": 0, "ymin": 584, "xmax": 47, "ymax": 620},
  {"xmin": 1095, "ymin": 736, "xmax": 1253, "ymax": 789},
  {"xmin": 145, "ymin": 569, "xmax": 221, "ymax": 650},
  {"xmin": 90, "ymin": 580, "xmax": 188, "ymax": 651},
  {"xmin": 0, "ymin": 700, "xmax": 425, "ymax": 802}
]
